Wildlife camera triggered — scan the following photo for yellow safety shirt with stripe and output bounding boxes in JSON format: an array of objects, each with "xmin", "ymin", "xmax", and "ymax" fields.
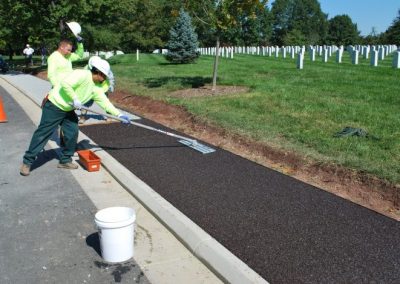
[
  {"xmin": 47, "ymin": 42, "xmax": 84, "ymax": 86},
  {"xmin": 48, "ymin": 69, "xmax": 120, "ymax": 116}
]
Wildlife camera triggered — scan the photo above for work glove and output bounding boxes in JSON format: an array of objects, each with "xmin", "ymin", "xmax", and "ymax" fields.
[
  {"xmin": 118, "ymin": 114, "xmax": 130, "ymax": 124},
  {"xmin": 76, "ymin": 35, "xmax": 84, "ymax": 43},
  {"xmin": 73, "ymin": 98, "xmax": 83, "ymax": 110}
]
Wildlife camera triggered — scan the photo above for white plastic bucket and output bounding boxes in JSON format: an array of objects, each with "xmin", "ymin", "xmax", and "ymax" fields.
[{"xmin": 94, "ymin": 207, "xmax": 136, "ymax": 263}]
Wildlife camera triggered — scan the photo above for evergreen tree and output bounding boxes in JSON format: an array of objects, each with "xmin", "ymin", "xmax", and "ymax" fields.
[
  {"xmin": 383, "ymin": 9, "xmax": 400, "ymax": 45},
  {"xmin": 327, "ymin": 15, "xmax": 360, "ymax": 45},
  {"xmin": 165, "ymin": 8, "xmax": 199, "ymax": 64}
]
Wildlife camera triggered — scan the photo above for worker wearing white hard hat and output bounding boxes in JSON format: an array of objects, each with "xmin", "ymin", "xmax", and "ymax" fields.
[
  {"xmin": 20, "ymin": 57, "xmax": 130, "ymax": 176},
  {"xmin": 88, "ymin": 56, "xmax": 115, "ymax": 91},
  {"xmin": 47, "ymin": 22, "xmax": 84, "ymax": 87},
  {"xmin": 79, "ymin": 56, "xmax": 116, "ymax": 123}
]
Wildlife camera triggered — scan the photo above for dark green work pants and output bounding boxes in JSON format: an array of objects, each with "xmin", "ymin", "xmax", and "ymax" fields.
[{"xmin": 23, "ymin": 100, "xmax": 78, "ymax": 165}]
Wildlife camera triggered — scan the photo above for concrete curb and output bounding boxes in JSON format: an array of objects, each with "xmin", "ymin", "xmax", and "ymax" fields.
[{"xmin": 1, "ymin": 75, "xmax": 268, "ymax": 284}]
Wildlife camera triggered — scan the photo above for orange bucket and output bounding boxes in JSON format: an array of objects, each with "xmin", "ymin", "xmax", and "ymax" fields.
[{"xmin": 77, "ymin": 150, "xmax": 101, "ymax": 172}]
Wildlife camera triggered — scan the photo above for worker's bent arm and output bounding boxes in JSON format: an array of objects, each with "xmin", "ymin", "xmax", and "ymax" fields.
[
  {"xmin": 69, "ymin": 43, "xmax": 84, "ymax": 62},
  {"xmin": 92, "ymin": 87, "xmax": 120, "ymax": 116}
]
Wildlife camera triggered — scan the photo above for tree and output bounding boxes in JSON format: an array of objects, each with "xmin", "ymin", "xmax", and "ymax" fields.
[
  {"xmin": 165, "ymin": 8, "xmax": 200, "ymax": 63},
  {"xmin": 271, "ymin": 0, "xmax": 328, "ymax": 45},
  {"xmin": 326, "ymin": 15, "xmax": 360, "ymax": 45},
  {"xmin": 185, "ymin": 0, "xmax": 267, "ymax": 90},
  {"xmin": 383, "ymin": 9, "xmax": 400, "ymax": 45},
  {"xmin": 283, "ymin": 29, "xmax": 307, "ymax": 45}
]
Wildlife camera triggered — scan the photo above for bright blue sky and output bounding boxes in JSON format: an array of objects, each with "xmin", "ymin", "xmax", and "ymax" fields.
[{"xmin": 268, "ymin": 0, "xmax": 400, "ymax": 36}]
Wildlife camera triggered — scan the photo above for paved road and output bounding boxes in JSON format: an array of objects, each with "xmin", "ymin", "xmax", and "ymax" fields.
[
  {"xmin": 82, "ymin": 118, "xmax": 400, "ymax": 283},
  {"xmin": 0, "ymin": 87, "xmax": 149, "ymax": 283}
]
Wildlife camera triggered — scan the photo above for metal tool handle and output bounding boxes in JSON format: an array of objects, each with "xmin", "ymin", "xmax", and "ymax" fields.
[{"xmin": 79, "ymin": 106, "xmax": 198, "ymax": 145}]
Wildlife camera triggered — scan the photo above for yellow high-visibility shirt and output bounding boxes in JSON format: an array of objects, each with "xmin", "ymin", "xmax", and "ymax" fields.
[
  {"xmin": 47, "ymin": 42, "xmax": 84, "ymax": 86},
  {"xmin": 48, "ymin": 69, "xmax": 120, "ymax": 116}
]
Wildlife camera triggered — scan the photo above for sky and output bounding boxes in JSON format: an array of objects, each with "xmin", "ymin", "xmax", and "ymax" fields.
[{"xmin": 268, "ymin": 0, "xmax": 400, "ymax": 36}]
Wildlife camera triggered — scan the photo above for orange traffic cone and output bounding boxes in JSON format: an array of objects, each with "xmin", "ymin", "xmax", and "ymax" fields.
[{"xmin": 0, "ymin": 96, "xmax": 8, "ymax": 123}]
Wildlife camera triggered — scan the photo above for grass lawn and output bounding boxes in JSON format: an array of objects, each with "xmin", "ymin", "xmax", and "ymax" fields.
[{"xmin": 105, "ymin": 53, "xmax": 397, "ymax": 184}]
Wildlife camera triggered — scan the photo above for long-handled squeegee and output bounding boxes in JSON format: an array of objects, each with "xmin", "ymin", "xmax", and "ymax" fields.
[{"xmin": 79, "ymin": 106, "xmax": 216, "ymax": 154}]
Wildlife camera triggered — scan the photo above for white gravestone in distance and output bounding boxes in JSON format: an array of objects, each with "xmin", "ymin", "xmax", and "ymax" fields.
[
  {"xmin": 310, "ymin": 48, "xmax": 316, "ymax": 62},
  {"xmin": 393, "ymin": 51, "xmax": 400, "ymax": 68},
  {"xmin": 371, "ymin": 50, "xmax": 378, "ymax": 67},
  {"xmin": 379, "ymin": 47, "xmax": 385, "ymax": 60},
  {"xmin": 336, "ymin": 48, "xmax": 343, "ymax": 63},
  {"xmin": 352, "ymin": 50, "xmax": 359, "ymax": 65},
  {"xmin": 297, "ymin": 52, "xmax": 304, "ymax": 69},
  {"xmin": 323, "ymin": 48, "xmax": 328, "ymax": 62},
  {"xmin": 275, "ymin": 46, "xmax": 279, "ymax": 58}
]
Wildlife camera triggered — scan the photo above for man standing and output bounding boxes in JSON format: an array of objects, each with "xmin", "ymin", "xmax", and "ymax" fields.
[
  {"xmin": 47, "ymin": 38, "xmax": 84, "ymax": 86},
  {"xmin": 20, "ymin": 57, "xmax": 130, "ymax": 176},
  {"xmin": 23, "ymin": 44, "xmax": 34, "ymax": 67},
  {"xmin": 40, "ymin": 45, "xmax": 47, "ymax": 66}
]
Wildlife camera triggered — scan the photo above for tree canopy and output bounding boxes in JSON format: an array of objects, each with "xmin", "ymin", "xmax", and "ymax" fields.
[
  {"xmin": 271, "ymin": 0, "xmax": 328, "ymax": 45},
  {"xmin": 327, "ymin": 15, "xmax": 360, "ymax": 45},
  {"xmin": 383, "ymin": 9, "xmax": 400, "ymax": 45},
  {"xmin": 0, "ymin": 0, "xmax": 398, "ymax": 56}
]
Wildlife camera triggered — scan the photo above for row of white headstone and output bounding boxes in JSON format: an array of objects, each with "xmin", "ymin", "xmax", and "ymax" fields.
[
  {"xmin": 87, "ymin": 50, "xmax": 125, "ymax": 59},
  {"xmin": 198, "ymin": 45, "xmax": 400, "ymax": 69}
]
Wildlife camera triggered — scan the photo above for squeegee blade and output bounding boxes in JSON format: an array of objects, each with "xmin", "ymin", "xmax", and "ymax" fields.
[{"xmin": 178, "ymin": 140, "xmax": 216, "ymax": 154}]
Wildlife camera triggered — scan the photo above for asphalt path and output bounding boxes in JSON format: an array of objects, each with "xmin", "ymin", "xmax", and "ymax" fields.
[
  {"xmin": 0, "ymin": 87, "xmax": 149, "ymax": 283},
  {"xmin": 81, "ymin": 119, "xmax": 400, "ymax": 283}
]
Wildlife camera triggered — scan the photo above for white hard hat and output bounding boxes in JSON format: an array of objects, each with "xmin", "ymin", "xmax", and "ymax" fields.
[
  {"xmin": 89, "ymin": 56, "xmax": 110, "ymax": 78},
  {"xmin": 66, "ymin": 22, "xmax": 81, "ymax": 37},
  {"xmin": 88, "ymin": 56, "xmax": 102, "ymax": 70}
]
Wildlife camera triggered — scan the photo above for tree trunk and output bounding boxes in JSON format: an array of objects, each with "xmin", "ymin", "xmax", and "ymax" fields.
[{"xmin": 211, "ymin": 36, "xmax": 220, "ymax": 92}]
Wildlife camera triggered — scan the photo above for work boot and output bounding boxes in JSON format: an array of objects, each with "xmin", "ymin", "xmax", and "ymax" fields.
[
  {"xmin": 78, "ymin": 115, "xmax": 87, "ymax": 124},
  {"xmin": 20, "ymin": 163, "xmax": 31, "ymax": 176},
  {"xmin": 57, "ymin": 162, "xmax": 79, "ymax": 170}
]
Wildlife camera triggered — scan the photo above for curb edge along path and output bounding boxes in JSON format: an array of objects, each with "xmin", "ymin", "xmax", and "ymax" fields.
[
  {"xmin": 1, "ymin": 75, "xmax": 268, "ymax": 284},
  {"xmin": 0, "ymin": 76, "xmax": 222, "ymax": 284}
]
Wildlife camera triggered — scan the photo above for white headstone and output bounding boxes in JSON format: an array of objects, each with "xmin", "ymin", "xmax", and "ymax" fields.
[
  {"xmin": 336, "ymin": 48, "xmax": 343, "ymax": 63},
  {"xmin": 352, "ymin": 50, "xmax": 359, "ymax": 65},
  {"xmin": 297, "ymin": 52, "xmax": 304, "ymax": 69},
  {"xmin": 371, "ymin": 50, "xmax": 378, "ymax": 67},
  {"xmin": 323, "ymin": 48, "xmax": 328, "ymax": 62},
  {"xmin": 392, "ymin": 51, "xmax": 400, "ymax": 68},
  {"xmin": 363, "ymin": 46, "xmax": 369, "ymax": 59},
  {"xmin": 379, "ymin": 48, "xmax": 385, "ymax": 60},
  {"xmin": 275, "ymin": 46, "xmax": 279, "ymax": 58},
  {"xmin": 310, "ymin": 48, "xmax": 316, "ymax": 61}
]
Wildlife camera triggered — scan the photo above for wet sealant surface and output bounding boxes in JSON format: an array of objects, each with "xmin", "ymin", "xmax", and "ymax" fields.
[{"xmin": 82, "ymin": 120, "xmax": 400, "ymax": 283}]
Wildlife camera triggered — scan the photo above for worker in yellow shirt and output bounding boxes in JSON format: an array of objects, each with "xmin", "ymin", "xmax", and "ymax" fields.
[
  {"xmin": 79, "ymin": 56, "xmax": 115, "ymax": 123},
  {"xmin": 20, "ymin": 57, "xmax": 130, "ymax": 176},
  {"xmin": 47, "ymin": 38, "xmax": 84, "ymax": 87}
]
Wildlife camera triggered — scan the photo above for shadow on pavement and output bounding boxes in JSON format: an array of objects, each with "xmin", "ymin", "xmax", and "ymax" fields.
[{"xmin": 86, "ymin": 232, "xmax": 101, "ymax": 257}]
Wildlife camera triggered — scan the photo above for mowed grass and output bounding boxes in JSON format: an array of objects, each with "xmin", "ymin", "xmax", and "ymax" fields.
[{"xmin": 109, "ymin": 52, "xmax": 400, "ymax": 184}]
